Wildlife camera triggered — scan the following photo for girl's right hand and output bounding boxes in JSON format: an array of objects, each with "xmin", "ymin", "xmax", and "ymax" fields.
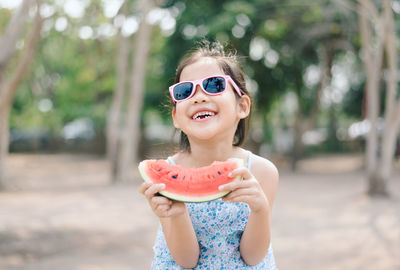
[{"xmin": 139, "ymin": 182, "xmax": 187, "ymax": 218}]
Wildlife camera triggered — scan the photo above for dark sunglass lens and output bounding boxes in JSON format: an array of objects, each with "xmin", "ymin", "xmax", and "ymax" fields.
[
  {"xmin": 174, "ymin": 82, "xmax": 193, "ymax": 100},
  {"xmin": 203, "ymin": 77, "xmax": 226, "ymax": 94}
]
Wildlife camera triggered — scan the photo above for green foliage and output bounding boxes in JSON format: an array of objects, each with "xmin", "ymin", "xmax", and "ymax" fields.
[
  {"xmin": 4, "ymin": 0, "xmax": 374, "ymax": 151},
  {"xmin": 342, "ymin": 84, "xmax": 364, "ymax": 118},
  {"xmin": 9, "ymin": 5, "xmax": 117, "ymax": 133},
  {"xmin": 0, "ymin": 8, "xmax": 12, "ymax": 31}
]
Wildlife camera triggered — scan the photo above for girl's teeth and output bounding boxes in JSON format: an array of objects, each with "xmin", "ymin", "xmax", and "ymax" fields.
[{"xmin": 193, "ymin": 111, "xmax": 215, "ymax": 119}]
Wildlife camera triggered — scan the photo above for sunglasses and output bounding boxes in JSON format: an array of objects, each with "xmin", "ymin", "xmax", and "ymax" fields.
[{"xmin": 169, "ymin": 75, "xmax": 243, "ymax": 103}]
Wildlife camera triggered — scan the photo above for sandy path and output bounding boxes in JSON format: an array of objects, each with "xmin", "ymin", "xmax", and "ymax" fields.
[{"xmin": 0, "ymin": 153, "xmax": 399, "ymax": 270}]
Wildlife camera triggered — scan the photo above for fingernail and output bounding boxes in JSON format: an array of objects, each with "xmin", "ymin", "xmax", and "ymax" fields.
[
  {"xmin": 160, "ymin": 184, "xmax": 165, "ymax": 189},
  {"xmin": 228, "ymin": 173, "xmax": 232, "ymax": 177},
  {"xmin": 218, "ymin": 185, "xmax": 224, "ymax": 191}
]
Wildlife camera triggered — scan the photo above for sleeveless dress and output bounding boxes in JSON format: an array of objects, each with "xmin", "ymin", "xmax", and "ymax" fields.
[{"xmin": 151, "ymin": 152, "xmax": 278, "ymax": 269}]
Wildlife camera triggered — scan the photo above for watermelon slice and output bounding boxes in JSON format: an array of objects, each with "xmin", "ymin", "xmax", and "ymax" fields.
[{"xmin": 138, "ymin": 158, "xmax": 244, "ymax": 202}]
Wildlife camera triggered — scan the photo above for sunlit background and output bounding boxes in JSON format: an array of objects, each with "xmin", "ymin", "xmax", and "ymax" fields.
[{"xmin": 0, "ymin": 0, "xmax": 399, "ymax": 269}]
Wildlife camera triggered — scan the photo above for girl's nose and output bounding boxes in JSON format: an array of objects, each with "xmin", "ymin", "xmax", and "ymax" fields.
[{"xmin": 191, "ymin": 84, "xmax": 208, "ymax": 103}]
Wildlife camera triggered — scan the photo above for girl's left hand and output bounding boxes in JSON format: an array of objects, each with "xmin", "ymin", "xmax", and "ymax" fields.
[{"xmin": 219, "ymin": 167, "xmax": 270, "ymax": 213}]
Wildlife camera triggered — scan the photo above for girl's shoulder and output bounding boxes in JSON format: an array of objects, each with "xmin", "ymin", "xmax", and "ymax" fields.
[
  {"xmin": 248, "ymin": 152, "xmax": 279, "ymax": 208},
  {"xmin": 249, "ymin": 152, "xmax": 279, "ymax": 178}
]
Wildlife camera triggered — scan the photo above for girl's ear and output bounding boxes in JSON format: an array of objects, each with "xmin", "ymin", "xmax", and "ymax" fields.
[
  {"xmin": 237, "ymin": 95, "xmax": 251, "ymax": 119},
  {"xmin": 172, "ymin": 107, "xmax": 180, "ymax": 129}
]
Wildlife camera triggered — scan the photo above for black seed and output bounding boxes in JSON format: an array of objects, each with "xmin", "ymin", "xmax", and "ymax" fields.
[
  {"xmin": 217, "ymin": 171, "xmax": 222, "ymax": 175},
  {"xmin": 171, "ymin": 175, "xmax": 177, "ymax": 179}
]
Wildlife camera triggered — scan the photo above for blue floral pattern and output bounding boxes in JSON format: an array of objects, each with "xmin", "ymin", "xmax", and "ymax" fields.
[{"xmin": 151, "ymin": 199, "xmax": 277, "ymax": 269}]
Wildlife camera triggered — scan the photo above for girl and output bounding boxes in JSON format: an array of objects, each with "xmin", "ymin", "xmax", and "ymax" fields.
[{"xmin": 140, "ymin": 41, "xmax": 279, "ymax": 269}]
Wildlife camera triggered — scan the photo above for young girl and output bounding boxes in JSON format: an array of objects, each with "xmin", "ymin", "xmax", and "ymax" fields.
[{"xmin": 139, "ymin": 41, "xmax": 279, "ymax": 269}]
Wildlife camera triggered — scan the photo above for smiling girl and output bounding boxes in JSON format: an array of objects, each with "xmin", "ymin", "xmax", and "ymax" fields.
[{"xmin": 140, "ymin": 41, "xmax": 279, "ymax": 269}]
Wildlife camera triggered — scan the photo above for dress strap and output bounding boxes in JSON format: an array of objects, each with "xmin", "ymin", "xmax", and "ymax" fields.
[
  {"xmin": 247, "ymin": 151, "xmax": 253, "ymax": 170},
  {"xmin": 167, "ymin": 156, "xmax": 176, "ymax": 165}
]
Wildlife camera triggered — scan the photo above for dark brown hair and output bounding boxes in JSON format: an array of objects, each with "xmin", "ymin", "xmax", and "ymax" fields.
[{"xmin": 173, "ymin": 40, "xmax": 252, "ymax": 151}]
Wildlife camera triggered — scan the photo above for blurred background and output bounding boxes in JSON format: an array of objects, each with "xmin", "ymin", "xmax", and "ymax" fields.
[{"xmin": 0, "ymin": 0, "xmax": 399, "ymax": 269}]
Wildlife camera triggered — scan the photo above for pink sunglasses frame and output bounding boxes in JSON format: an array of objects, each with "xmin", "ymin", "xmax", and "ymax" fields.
[{"xmin": 169, "ymin": 75, "xmax": 243, "ymax": 103}]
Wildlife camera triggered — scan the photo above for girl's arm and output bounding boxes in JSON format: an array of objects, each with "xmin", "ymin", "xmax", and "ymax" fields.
[
  {"xmin": 160, "ymin": 211, "xmax": 199, "ymax": 268},
  {"xmin": 140, "ymin": 182, "xmax": 199, "ymax": 268},
  {"xmin": 220, "ymin": 157, "xmax": 279, "ymax": 266},
  {"xmin": 239, "ymin": 197, "xmax": 271, "ymax": 265}
]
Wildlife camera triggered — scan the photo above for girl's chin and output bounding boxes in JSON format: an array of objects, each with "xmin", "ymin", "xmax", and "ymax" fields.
[
  {"xmin": 186, "ymin": 128, "xmax": 234, "ymax": 143},
  {"xmin": 185, "ymin": 129, "xmax": 219, "ymax": 141}
]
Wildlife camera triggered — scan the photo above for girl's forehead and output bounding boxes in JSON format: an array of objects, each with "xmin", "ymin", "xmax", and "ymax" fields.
[{"xmin": 180, "ymin": 58, "xmax": 224, "ymax": 81}]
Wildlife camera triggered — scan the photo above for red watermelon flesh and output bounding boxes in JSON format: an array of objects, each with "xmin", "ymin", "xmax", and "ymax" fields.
[{"xmin": 138, "ymin": 158, "xmax": 244, "ymax": 202}]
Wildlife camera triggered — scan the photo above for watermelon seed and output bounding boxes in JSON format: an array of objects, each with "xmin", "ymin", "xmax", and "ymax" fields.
[
  {"xmin": 171, "ymin": 174, "xmax": 178, "ymax": 179},
  {"xmin": 217, "ymin": 171, "xmax": 222, "ymax": 175}
]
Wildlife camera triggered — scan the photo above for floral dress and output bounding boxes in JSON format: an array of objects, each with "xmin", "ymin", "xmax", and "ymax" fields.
[{"xmin": 151, "ymin": 152, "xmax": 278, "ymax": 269}]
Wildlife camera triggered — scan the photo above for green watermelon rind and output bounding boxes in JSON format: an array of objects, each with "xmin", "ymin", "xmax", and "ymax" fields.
[{"xmin": 138, "ymin": 158, "xmax": 244, "ymax": 203}]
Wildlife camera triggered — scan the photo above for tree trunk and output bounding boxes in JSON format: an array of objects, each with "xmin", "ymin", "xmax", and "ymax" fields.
[
  {"xmin": 374, "ymin": 113, "xmax": 400, "ymax": 196},
  {"xmin": 369, "ymin": 0, "xmax": 400, "ymax": 196},
  {"xmin": 327, "ymin": 104, "xmax": 339, "ymax": 150},
  {"xmin": 358, "ymin": 0, "xmax": 383, "ymax": 193},
  {"xmin": 116, "ymin": 0, "xmax": 154, "ymax": 182},
  {"xmin": 0, "ymin": 106, "xmax": 11, "ymax": 189},
  {"xmin": 290, "ymin": 115, "xmax": 304, "ymax": 172},
  {"xmin": 359, "ymin": 1, "xmax": 380, "ymax": 178},
  {"xmin": 290, "ymin": 45, "xmax": 332, "ymax": 171},
  {"xmin": 0, "ymin": 0, "xmax": 42, "ymax": 190},
  {"xmin": 358, "ymin": 0, "xmax": 399, "ymax": 196},
  {"xmin": 107, "ymin": 1, "xmax": 130, "ymax": 183}
]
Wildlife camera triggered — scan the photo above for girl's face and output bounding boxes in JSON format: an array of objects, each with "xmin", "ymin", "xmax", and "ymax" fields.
[{"xmin": 172, "ymin": 57, "xmax": 250, "ymax": 143}]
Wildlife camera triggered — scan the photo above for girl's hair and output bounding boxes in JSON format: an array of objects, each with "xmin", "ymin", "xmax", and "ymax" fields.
[{"xmin": 173, "ymin": 40, "xmax": 252, "ymax": 152}]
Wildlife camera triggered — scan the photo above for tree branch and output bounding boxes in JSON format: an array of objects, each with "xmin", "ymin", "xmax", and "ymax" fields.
[
  {"xmin": 0, "ymin": 2, "xmax": 43, "ymax": 109},
  {"xmin": 358, "ymin": 0, "xmax": 380, "ymax": 24},
  {"xmin": 0, "ymin": 0, "xmax": 33, "ymax": 68},
  {"xmin": 383, "ymin": 0, "xmax": 398, "ymax": 117},
  {"xmin": 358, "ymin": 0, "xmax": 373, "ymax": 79},
  {"xmin": 333, "ymin": 0, "xmax": 357, "ymax": 12},
  {"xmin": 305, "ymin": 45, "xmax": 332, "ymax": 131},
  {"xmin": 383, "ymin": 0, "xmax": 400, "ymax": 140}
]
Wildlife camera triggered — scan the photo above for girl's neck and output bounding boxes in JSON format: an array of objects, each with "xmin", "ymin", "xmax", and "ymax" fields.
[{"xmin": 178, "ymin": 141, "xmax": 242, "ymax": 168}]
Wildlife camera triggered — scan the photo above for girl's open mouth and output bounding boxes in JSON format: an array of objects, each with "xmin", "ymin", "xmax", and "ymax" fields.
[{"xmin": 192, "ymin": 111, "xmax": 217, "ymax": 121}]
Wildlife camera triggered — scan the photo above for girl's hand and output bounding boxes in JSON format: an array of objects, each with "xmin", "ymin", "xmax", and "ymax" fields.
[
  {"xmin": 139, "ymin": 182, "xmax": 186, "ymax": 218},
  {"xmin": 219, "ymin": 168, "xmax": 270, "ymax": 213}
]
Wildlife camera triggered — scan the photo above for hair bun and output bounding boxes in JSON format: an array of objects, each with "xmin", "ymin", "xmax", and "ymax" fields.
[
  {"xmin": 197, "ymin": 40, "xmax": 224, "ymax": 56},
  {"xmin": 194, "ymin": 39, "xmax": 238, "ymax": 59}
]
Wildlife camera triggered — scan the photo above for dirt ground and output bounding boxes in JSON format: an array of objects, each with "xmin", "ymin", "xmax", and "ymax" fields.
[{"xmin": 0, "ymin": 153, "xmax": 399, "ymax": 270}]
